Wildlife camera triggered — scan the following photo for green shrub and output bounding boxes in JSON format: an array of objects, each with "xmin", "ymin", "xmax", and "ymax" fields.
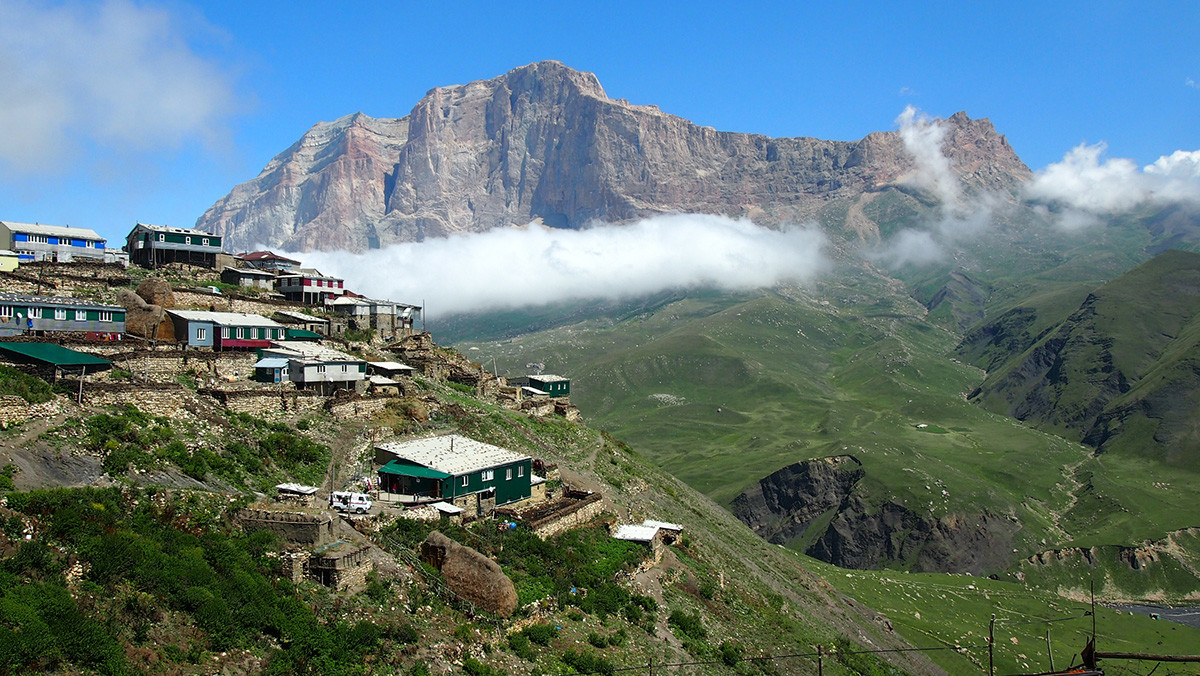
[
  {"xmin": 462, "ymin": 657, "xmax": 506, "ymax": 676},
  {"xmin": 0, "ymin": 463, "xmax": 16, "ymax": 491},
  {"xmin": 522, "ymin": 623, "xmax": 559, "ymax": 646},
  {"xmin": 668, "ymin": 610, "xmax": 706, "ymax": 641},
  {"xmin": 560, "ymin": 649, "xmax": 614, "ymax": 675},
  {"xmin": 508, "ymin": 632, "xmax": 536, "ymax": 661},
  {"xmin": 0, "ymin": 365, "xmax": 53, "ymax": 404}
]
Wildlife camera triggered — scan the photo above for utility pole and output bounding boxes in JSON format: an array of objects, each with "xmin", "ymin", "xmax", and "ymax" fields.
[{"xmin": 988, "ymin": 614, "xmax": 995, "ymax": 676}]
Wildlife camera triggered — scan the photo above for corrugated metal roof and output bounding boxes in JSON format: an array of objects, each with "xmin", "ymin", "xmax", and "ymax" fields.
[
  {"xmin": 367, "ymin": 375, "xmax": 399, "ymax": 385},
  {"xmin": 378, "ymin": 459, "xmax": 452, "ymax": 479},
  {"xmin": 284, "ymin": 328, "xmax": 323, "ymax": 340},
  {"xmin": 265, "ymin": 340, "xmax": 360, "ymax": 363},
  {"xmin": 132, "ymin": 222, "xmax": 211, "ymax": 236},
  {"xmin": 431, "ymin": 501, "xmax": 463, "ymax": 514},
  {"xmin": 275, "ymin": 483, "xmax": 319, "ymax": 495},
  {"xmin": 531, "ymin": 374, "xmax": 569, "ymax": 382},
  {"xmin": 0, "ymin": 342, "xmax": 111, "ymax": 368},
  {"xmin": 369, "ymin": 361, "xmax": 414, "ymax": 371},
  {"xmin": 240, "ymin": 251, "xmax": 299, "ymax": 263},
  {"xmin": 254, "ymin": 357, "xmax": 289, "ymax": 368},
  {"xmin": 0, "ymin": 221, "xmax": 104, "ymax": 241},
  {"xmin": 642, "ymin": 519, "xmax": 683, "ymax": 531},
  {"xmin": 613, "ymin": 525, "xmax": 659, "ymax": 542},
  {"xmin": 0, "ymin": 292, "xmax": 122, "ymax": 311},
  {"xmin": 166, "ymin": 310, "xmax": 283, "ymax": 328},
  {"xmin": 376, "ymin": 434, "xmax": 529, "ymax": 476},
  {"xmin": 274, "ymin": 310, "xmax": 328, "ymax": 323}
]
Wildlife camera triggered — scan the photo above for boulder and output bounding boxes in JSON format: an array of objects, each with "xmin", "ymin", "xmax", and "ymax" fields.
[
  {"xmin": 420, "ymin": 530, "xmax": 517, "ymax": 617},
  {"xmin": 136, "ymin": 277, "xmax": 174, "ymax": 309}
]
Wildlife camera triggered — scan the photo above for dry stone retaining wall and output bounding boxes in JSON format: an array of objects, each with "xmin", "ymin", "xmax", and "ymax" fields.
[{"xmin": 0, "ymin": 395, "xmax": 68, "ymax": 426}]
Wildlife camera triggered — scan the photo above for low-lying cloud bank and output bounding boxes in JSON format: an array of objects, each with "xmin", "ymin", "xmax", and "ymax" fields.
[
  {"xmin": 1026, "ymin": 144, "xmax": 1200, "ymax": 228},
  {"xmin": 298, "ymin": 214, "xmax": 829, "ymax": 317}
]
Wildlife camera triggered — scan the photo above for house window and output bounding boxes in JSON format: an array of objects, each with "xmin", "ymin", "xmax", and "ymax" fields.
[
  {"xmin": 158, "ymin": 234, "xmax": 164, "ymax": 242},
  {"xmin": 185, "ymin": 236, "xmax": 191, "ymax": 245},
  {"xmin": 74, "ymin": 310, "xmax": 86, "ymax": 321},
  {"xmin": 482, "ymin": 470, "xmax": 494, "ymax": 481},
  {"xmin": 202, "ymin": 238, "xmax": 209, "ymax": 246},
  {"xmin": 54, "ymin": 308, "xmax": 66, "ymax": 321},
  {"xmin": 236, "ymin": 327, "xmax": 244, "ymax": 339},
  {"xmin": 341, "ymin": 364, "xmax": 348, "ymax": 372},
  {"xmin": 505, "ymin": 468, "xmax": 513, "ymax": 481},
  {"xmin": 317, "ymin": 365, "xmax": 326, "ymax": 373},
  {"xmin": 221, "ymin": 327, "xmax": 230, "ymax": 339},
  {"xmin": 461, "ymin": 476, "xmax": 469, "ymax": 487},
  {"xmin": 196, "ymin": 327, "xmax": 206, "ymax": 341},
  {"xmin": 518, "ymin": 466, "xmax": 524, "ymax": 478},
  {"xmin": 99, "ymin": 311, "xmax": 112, "ymax": 322},
  {"xmin": 28, "ymin": 307, "xmax": 41, "ymax": 319},
  {"xmin": 0, "ymin": 306, "xmax": 11, "ymax": 319}
]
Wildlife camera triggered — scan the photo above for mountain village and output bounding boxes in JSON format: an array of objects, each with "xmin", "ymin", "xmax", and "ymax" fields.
[{"xmin": 0, "ymin": 219, "xmax": 699, "ymax": 621}]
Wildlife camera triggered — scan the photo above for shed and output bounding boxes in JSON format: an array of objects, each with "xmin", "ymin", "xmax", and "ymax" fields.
[
  {"xmin": 0, "ymin": 342, "xmax": 111, "ymax": 377},
  {"xmin": 254, "ymin": 357, "xmax": 291, "ymax": 384}
]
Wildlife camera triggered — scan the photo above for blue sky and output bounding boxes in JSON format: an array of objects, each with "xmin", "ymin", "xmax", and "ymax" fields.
[{"xmin": 1, "ymin": 0, "xmax": 1197, "ymax": 245}]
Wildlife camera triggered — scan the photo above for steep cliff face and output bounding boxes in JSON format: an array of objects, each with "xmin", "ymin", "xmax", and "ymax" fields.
[
  {"xmin": 732, "ymin": 456, "xmax": 1020, "ymax": 574},
  {"xmin": 197, "ymin": 61, "xmax": 1031, "ymax": 253}
]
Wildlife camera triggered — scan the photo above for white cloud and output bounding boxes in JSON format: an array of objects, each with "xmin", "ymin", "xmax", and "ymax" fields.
[
  {"xmin": 895, "ymin": 105, "xmax": 961, "ymax": 208},
  {"xmin": 0, "ymin": 0, "xmax": 237, "ymax": 173},
  {"xmin": 1187, "ymin": 77, "xmax": 1199, "ymax": 90},
  {"xmin": 1025, "ymin": 143, "xmax": 1200, "ymax": 227},
  {"xmin": 296, "ymin": 214, "xmax": 830, "ymax": 317},
  {"xmin": 870, "ymin": 107, "xmax": 998, "ymax": 268}
]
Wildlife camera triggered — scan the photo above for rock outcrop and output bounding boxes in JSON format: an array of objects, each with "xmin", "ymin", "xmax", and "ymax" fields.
[
  {"xmin": 733, "ymin": 456, "xmax": 1019, "ymax": 575},
  {"xmin": 420, "ymin": 531, "xmax": 517, "ymax": 617},
  {"xmin": 197, "ymin": 61, "xmax": 1031, "ymax": 253}
]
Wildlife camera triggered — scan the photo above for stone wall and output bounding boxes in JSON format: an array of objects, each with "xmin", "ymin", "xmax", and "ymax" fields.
[
  {"xmin": 327, "ymin": 396, "xmax": 391, "ymax": 420},
  {"xmin": 237, "ymin": 508, "xmax": 333, "ymax": 546},
  {"xmin": 202, "ymin": 388, "xmax": 324, "ymax": 416},
  {"xmin": 0, "ymin": 395, "xmax": 70, "ymax": 426},
  {"xmin": 513, "ymin": 492, "xmax": 606, "ymax": 539},
  {"xmin": 83, "ymin": 383, "xmax": 200, "ymax": 419}
]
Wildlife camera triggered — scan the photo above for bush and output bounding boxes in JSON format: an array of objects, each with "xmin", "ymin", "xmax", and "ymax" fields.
[
  {"xmin": 522, "ymin": 623, "xmax": 559, "ymax": 646},
  {"xmin": 508, "ymin": 632, "xmax": 536, "ymax": 661},
  {"xmin": 560, "ymin": 649, "xmax": 614, "ymax": 675},
  {"xmin": 0, "ymin": 365, "xmax": 53, "ymax": 404},
  {"xmin": 668, "ymin": 610, "xmax": 706, "ymax": 641}
]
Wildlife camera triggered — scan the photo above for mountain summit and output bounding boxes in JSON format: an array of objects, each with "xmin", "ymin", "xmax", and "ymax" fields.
[{"xmin": 198, "ymin": 61, "xmax": 1030, "ymax": 252}]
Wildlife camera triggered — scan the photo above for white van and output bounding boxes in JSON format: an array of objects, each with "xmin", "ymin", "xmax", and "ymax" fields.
[{"xmin": 329, "ymin": 491, "xmax": 372, "ymax": 514}]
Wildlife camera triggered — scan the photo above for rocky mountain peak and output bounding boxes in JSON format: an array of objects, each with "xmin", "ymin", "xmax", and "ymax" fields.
[{"xmin": 197, "ymin": 63, "xmax": 1032, "ymax": 253}]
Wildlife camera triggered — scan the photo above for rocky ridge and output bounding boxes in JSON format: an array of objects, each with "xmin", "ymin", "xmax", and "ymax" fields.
[{"xmin": 197, "ymin": 60, "xmax": 1031, "ymax": 253}]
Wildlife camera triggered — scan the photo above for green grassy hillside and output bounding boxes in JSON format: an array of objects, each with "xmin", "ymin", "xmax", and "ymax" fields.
[
  {"xmin": 969, "ymin": 249, "xmax": 1200, "ymax": 469},
  {"xmin": 449, "ymin": 215, "xmax": 1200, "ymax": 596}
]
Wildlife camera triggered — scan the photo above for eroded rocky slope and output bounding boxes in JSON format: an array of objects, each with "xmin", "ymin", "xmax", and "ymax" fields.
[{"xmin": 197, "ymin": 61, "xmax": 1030, "ymax": 252}]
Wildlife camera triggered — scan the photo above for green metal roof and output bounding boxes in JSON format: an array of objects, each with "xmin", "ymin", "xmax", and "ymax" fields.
[
  {"xmin": 377, "ymin": 459, "xmax": 451, "ymax": 480},
  {"xmin": 0, "ymin": 342, "xmax": 112, "ymax": 369},
  {"xmin": 285, "ymin": 328, "xmax": 323, "ymax": 340}
]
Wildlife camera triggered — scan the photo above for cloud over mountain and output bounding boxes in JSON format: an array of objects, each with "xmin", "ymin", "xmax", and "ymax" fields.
[
  {"xmin": 1025, "ymin": 143, "xmax": 1200, "ymax": 227},
  {"xmin": 298, "ymin": 214, "xmax": 830, "ymax": 316}
]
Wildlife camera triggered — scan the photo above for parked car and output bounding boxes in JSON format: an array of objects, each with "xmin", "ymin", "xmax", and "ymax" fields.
[{"xmin": 329, "ymin": 491, "xmax": 372, "ymax": 514}]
